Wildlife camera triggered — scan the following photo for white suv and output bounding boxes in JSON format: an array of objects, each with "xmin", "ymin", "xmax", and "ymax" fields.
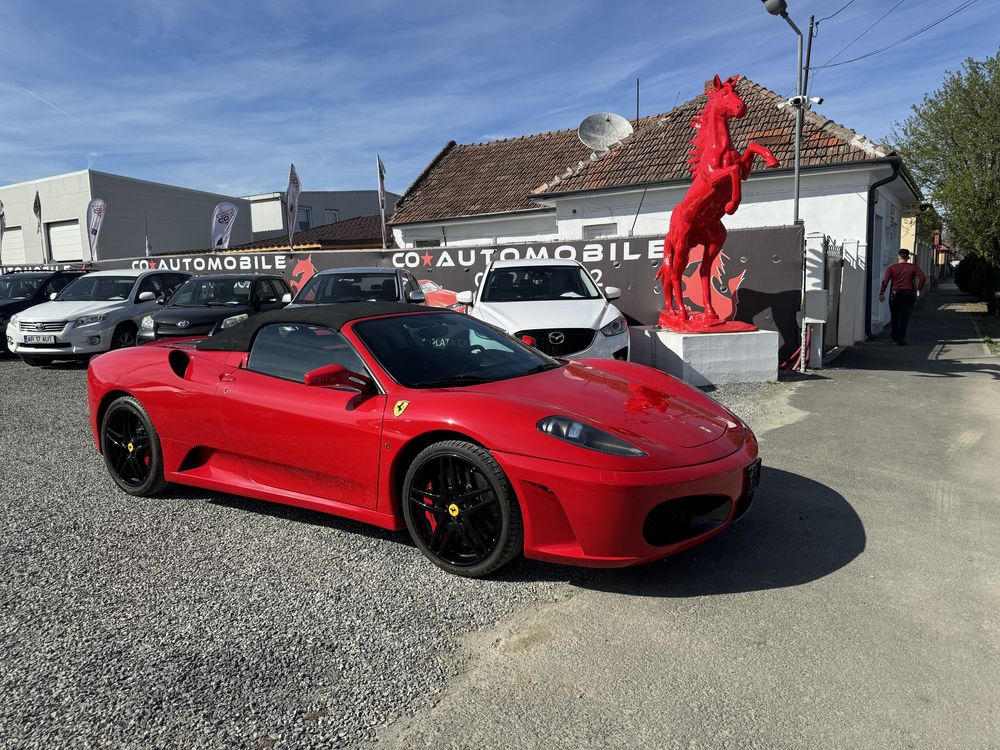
[
  {"xmin": 6, "ymin": 269, "xmax": 189, "ymax": 366},
  {"xmin": 456, "ymin": 259, "xmax": 629, "ymax": 360}
]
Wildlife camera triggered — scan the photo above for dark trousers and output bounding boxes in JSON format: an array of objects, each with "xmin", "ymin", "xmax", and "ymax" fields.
[{"xmin": 890, "ymin": 290, "xmax": 916, "ymax": 341}]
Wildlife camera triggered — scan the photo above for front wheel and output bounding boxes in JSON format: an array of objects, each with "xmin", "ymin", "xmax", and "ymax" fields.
[
  {"xmin": 402, "ymin": 440, "xmax": 523, "ymax": 577},
  {"xmin": 19, "ymin": 354, "xmax": 53, "ymax": 367},
  {"xmin": 101, "ymin": 395, "xmax": 168, "ymax": 496},
  {"xmin": 110, "ymin": 324, "xmax": 137, "ymax": 350}
]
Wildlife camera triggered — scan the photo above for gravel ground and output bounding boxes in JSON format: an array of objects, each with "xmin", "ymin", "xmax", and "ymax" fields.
[{"xmin": 0, "ymin": 355, "xmax": 773, "ymax": 749}]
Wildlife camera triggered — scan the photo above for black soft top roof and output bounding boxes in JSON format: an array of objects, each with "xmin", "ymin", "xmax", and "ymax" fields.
[{"xmin": 196, "ymin": 302, "xmax": 441, "ymax": 352}]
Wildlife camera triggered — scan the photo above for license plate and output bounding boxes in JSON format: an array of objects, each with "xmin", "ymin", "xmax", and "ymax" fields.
[
  {"xmin": 745, "ymin": 458, "xmax": 762, "ymax": 493},
  {"xmin": 24, "ymin": 335, "xmax": 56, "ymax": 344}
]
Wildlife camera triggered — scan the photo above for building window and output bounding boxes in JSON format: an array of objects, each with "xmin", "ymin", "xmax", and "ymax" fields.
[
  {"xmin": 324, "ymin": 209, "xmax": 339, "ymax": 225},
  {"xmin": 582, "ymin": 223, "xmax": 618, "ymax": 240},
  {"xmin": 414, "ymin": 239, "xmax": 442, "ymax": 248},
  {"xmin": 297, "ymin": 207, "xmax": 311, "ymax": 231}
]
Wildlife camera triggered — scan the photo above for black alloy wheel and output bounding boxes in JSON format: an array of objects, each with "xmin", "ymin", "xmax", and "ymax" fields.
[
  {"xmin": 402, "ymin": 440, "xmax": 523, "ymax": 577},
  {"xmin": 111, "ymin": 324, "xmax": 137, "ymax": 350},
  {"xmin": 101, "ymin": 395, "xmax": 168, "ymax": 496}
]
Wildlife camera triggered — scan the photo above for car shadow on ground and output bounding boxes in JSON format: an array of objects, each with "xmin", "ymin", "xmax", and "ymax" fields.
[
  {"xmin": 540, "ymin": 467, "xmax": 867, "ymax": 597},
  {"xmin": 159, "ymin": 468, "xmax": 865, "ymax": 595}
]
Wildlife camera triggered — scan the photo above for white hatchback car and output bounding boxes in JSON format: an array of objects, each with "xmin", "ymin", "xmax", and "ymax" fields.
[
  {"xmin": 456, "ymin": 259, "xmax": 629, "ymax": 360},
  {"xmin": 5, "ymin": 268, "xmax": 189, "ymax": 366}
]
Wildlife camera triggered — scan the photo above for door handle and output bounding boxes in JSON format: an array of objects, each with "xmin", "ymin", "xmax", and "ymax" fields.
[{"xmin": 219, "ymin": 372, "xmax": 237, "ymax": 383}]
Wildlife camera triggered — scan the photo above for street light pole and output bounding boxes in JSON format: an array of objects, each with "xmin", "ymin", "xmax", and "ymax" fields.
[{"xmin": 784, "ymin": 12, "xmax": 803, "ymax": 226}]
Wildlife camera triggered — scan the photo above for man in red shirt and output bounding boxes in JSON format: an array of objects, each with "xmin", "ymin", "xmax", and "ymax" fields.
[{"xmin": 879, "ymin": 248, "xmax": 927, "ymax": 345}]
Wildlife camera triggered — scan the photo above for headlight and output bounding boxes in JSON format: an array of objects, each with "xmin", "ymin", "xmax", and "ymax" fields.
[
  {"xmin": 537, "ymin": 416, "xmax": 646, "ymax": 457},
  {"xmin": 9, "ymin": 313, "xmax": 20, "ymax": 327},
  {"xmin": 219, "ymin": 313, "xmax": 248, "ymax": 330},
  {"xmin": 600, "ymin": 315, "xmax": 627, "ymax": 337},
  {"xmin": 140, "ymin": 315, "xmax": 155, "ymax": 333},
  {"xmin": 73, "ymin": 313, "xmax": 109, "ymax": 328}
]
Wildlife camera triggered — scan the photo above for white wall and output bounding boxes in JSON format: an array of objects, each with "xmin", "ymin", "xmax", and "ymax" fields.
[
  {"xmin": 90, "ymin": 172, "xmax": 252, "ymax": 259},
  {"xmin": 0, "ymin": 170, "xmax": 92, "ymax": 264},
  {"xmin": 393, "ymin": 211, "xmax": 558, "ymax": 248},
  {"xmin": 249, "ymin": 190, "xmax": 401, "ymax": 240}
]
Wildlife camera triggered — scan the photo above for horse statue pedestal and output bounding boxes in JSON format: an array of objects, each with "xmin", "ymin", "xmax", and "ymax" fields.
[{"xmin": 631, "ymin": 326, "xmax": 779, "ymax": 387}]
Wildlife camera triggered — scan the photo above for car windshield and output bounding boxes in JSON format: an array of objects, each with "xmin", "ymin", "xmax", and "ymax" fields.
[
  {"xmin": 0, "ymin": 276, "xmax": 43, "ymax": 300},
  {"xmin": 57, "ymin": 275, "xmax": 137, "ymax": 302},
  {"xmin": 296, "ymin": 272, "xmax": 399, "ymax": 304},
  {"xmin": 353, "ymin": 312, "xmax": 561, "ymax": 389},
  {"xmin": 481, "ymin": 265, "xmax": 601, "ymax": 302},
  {"xmin": 169, "ymin": 278, "xmax": 253, "ymax": 306}
]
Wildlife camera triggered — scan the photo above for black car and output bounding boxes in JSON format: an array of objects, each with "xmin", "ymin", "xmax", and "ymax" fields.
[
  {"xmin": 1, "ymin": 270, "xmax": 88, "ymax": 354},
  {"xmin": 138, "ymin": 274, "xmax": 292, "ymax": 343}
]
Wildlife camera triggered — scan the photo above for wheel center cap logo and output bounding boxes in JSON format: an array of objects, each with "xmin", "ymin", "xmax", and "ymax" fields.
[
  {"xmin": 127, "ymin": 442, "xmax": 134, "ymax": 453},
  {"xmin": 548, "ymin": 331, "xmax": 565, "ymax": 345},
  {"xmin": 447, "ymin": 503, "xmax": 460, "ymax": 517}
]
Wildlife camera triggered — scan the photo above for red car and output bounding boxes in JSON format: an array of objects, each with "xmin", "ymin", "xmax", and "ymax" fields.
[{"xmin": 88, "ymin": 303, "xmax": 760, "ymax": 577}]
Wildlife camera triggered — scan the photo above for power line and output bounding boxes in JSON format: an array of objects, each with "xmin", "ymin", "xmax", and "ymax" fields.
[
  {"xmin": 818, "ymin": 0, "xmax": 857, "ymax": 24},
  {"xmin": 811, "ymin": 0, "xmax": 980, "ymax": 70},
  {"xmin": 817, "ymin": 0, "xmax": 909, "ymax": 70}
]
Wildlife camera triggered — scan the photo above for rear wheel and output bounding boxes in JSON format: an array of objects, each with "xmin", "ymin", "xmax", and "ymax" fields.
[
  {"xmin": 402, "ymin": 440, "xmax": 522, "ymax": 577},
  {"xmin": 101, "ymin": 395, "xmax": 168, "ymax": 496}
]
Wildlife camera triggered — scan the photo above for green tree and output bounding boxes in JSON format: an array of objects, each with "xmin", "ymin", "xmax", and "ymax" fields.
[{"xmin": 892, "ymin": 50, "xmax": 1000, "ymax": 266}]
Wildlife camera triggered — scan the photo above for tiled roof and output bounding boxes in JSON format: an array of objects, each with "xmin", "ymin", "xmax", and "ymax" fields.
[
  {"xmin": 390, "ymin": 78, "xmax": 892, "ymax": 226},
  {"xmin": 238, "ymin": 213, "xmax": 389, "ymax": 250},
  {"xmin": 150, "ymin": 214, "xmax": 390, "ymax": 257}
]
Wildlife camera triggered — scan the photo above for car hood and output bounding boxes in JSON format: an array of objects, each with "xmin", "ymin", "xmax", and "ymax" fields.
[
  {"xmin": 0, "ymin": 299, "xmax": 32, "ymax": 317},
  {"xmin": 156, "ymin": 305, "xmax": 250, "ymax": 326},
  {"xmin": 474, "ymin": 298, "xmax": 618, "ymax": 333},
  {"xmin": 402, "ymin": 360, "xmax": 746, "ymax": 471},
  {"xmin": 15, "ymin": 300, "xmax": 125, "ymax": 320}
]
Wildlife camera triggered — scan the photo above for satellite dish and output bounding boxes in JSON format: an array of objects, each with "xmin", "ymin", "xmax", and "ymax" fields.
[{"xmin": 577, "ymin": 112, "xmax": 634, "ymax": 151}]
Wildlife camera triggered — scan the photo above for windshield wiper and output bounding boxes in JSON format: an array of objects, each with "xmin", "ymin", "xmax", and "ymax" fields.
[
  {"xmin": 416, "ymin": 374, "xmax": 493, "ymax": 388},
  {"xmin": 519, "ymin": 362, "xmax": 563, "ymax": 377}
]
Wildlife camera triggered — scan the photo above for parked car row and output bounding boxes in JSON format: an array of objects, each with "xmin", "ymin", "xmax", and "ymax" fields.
[{"xmin": 2, "ymin": 258, "xmax": 629, "ymax": 366}]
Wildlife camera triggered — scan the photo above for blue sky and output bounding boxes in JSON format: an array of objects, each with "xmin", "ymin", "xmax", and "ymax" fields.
[{"xmin": 0, "ymin": 0, "xmax": 996, "ymax": 198}]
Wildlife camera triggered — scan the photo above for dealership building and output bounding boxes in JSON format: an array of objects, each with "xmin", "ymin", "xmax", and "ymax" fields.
[{"xmin": 0, "ymin": 171, "xmax": 397, "ymax": 267}]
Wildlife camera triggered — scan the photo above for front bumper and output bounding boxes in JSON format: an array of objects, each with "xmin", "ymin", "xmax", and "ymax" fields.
[
  {"xmin": 575, "ymin": 329, "xmax": 629, "ymax": 361},
  {"xmin": 6, "ymin": 321, "xmax": 116, "ymax": 357},
  {"xmin": 494, "ymin": 436, "xmax": 759, "ymax": 567}
]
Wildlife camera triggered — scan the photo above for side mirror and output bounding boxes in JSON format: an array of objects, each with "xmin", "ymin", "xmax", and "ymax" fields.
[
  {"xmin": 280, "ymin": 293, "xmax": 292, "ymax": 304},
  {"xmin": 604, "ymin": 286, "xmax": 622, "ymax": 300},
  {"xmin": 49, "ymin": 292, "xmax": 58, "ymax": 300},
  {"xmin": 407, "ymin": 289, "xmax": 426, "ymax": 303},
  {"xmin": 304, "ymin": 363, "xmax": 374, "ymax": 393},
  {"xmin": 456, "ymin": 290, "xmax": 474, "ymax": 305},
  {"xmin": 138, "ymin": 291, "xmax": 156, "ymax": 302}
]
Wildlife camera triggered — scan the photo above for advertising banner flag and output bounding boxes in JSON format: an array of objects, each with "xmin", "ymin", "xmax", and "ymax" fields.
[
  {"xmin": 211, "ymin": 202, "xmax": 239, "ymax": 250},
  {"xmin": 145, "ymin": 235, "xmax": 153, "ymax": 257},
  {"xmin": 377, "ymin": 155, "xmax": 388, "ymax": 250},
  {"xmin": 86, "ymin": 198, "xmax": 107, "ymax": 259},
  {"xmin": 286, "ymin": 163, "xmax": 301, "ymax": 249},
  {"xmin": 33, "ymin": 191, "xmax": 41, "ymax": 234},
  {"xmin": 0, "ymin": 200, "xmax": 6, "ymax": 263}
]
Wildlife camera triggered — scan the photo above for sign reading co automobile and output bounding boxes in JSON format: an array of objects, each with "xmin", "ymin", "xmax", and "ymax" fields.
[{"xmin": 93, "ymin": 226, "xmax": 804, "ymax": 358}]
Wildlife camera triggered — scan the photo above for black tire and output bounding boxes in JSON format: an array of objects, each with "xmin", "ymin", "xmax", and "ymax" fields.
[
  {"xmin": 110, "ymin": 324, "xmax": 137, "ymax": 350},
  {"xmin": 19, "ymin": 354, "xmax": 53, "ymax": 367},
  {"xmin": 100, "ymin": 395, "xmax": 168, "ymax": 496},
  {"xmin": 402, "ymin": 440, "xmax": 523, "ymax": 577}
]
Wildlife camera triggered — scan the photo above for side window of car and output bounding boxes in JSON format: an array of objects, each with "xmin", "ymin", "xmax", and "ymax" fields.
[
  {"xmin": 39, "ymin": 275, "xmax": 73, "ymax": 299},
  {"xmin": 275, "ymin": 278, "xmax": 292, "ymax": 298},
  {"xmin": 136, "ymin": 274, "xmax": 165, "ymax": 300},
  {"xmin": 247, "ymin": 324, "xmax": 369, "ymax": 384}
]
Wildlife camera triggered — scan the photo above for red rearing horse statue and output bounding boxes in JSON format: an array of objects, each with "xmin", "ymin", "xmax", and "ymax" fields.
[{"xmin": 656, "ymin": 74, "xmax": 780, "ymax": 331}]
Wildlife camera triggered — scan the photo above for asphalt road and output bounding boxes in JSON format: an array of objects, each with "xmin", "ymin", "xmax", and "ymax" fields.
[{"xmin": 375, "ymin": 286, "xmax": 1000, "ymax": 749}]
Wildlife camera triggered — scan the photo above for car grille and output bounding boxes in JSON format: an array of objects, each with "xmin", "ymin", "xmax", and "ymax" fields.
[
  {"xmin": 19, "ymin": 321, "xmax": 66, "ymax": 332},
  {"xmin": 515, "ymin": 328, "xmax": 596, "ymax": 357}
]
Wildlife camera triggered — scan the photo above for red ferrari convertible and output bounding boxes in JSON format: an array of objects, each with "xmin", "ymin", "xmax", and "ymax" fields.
[{"xmin": 88, "ymin": 302, "xmax": 760, "ymax": 577}]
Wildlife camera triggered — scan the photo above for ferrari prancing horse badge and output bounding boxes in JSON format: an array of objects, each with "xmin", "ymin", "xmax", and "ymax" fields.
[{"xmin": 393, "ymin": 400, "xmax": 410, "ymax": 418}]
